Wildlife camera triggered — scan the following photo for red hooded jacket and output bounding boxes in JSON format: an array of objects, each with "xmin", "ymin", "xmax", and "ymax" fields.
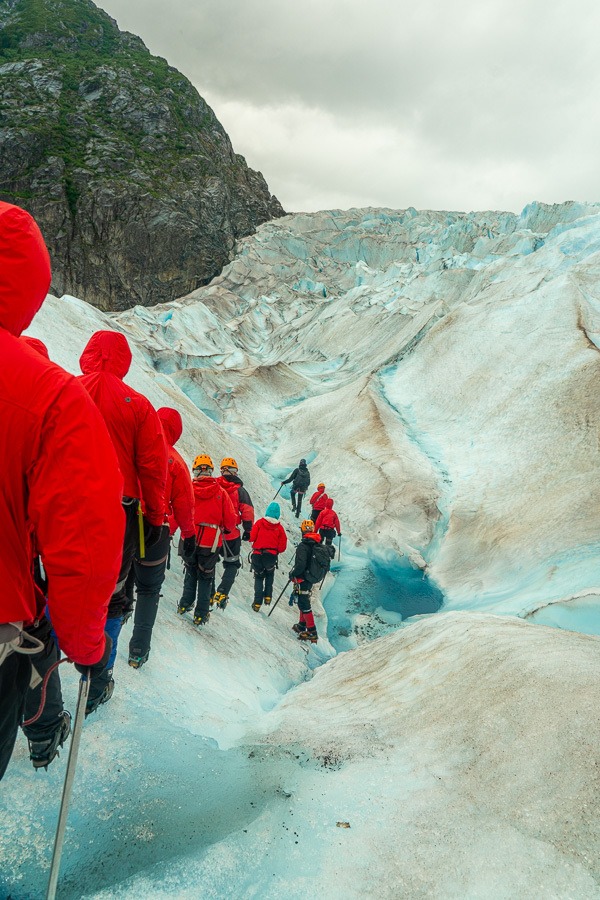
[
  {"xmin": 157, "ymin": 407, "xmax": 195, "ymax": 539},
  {"xmin": 216, "ymin": 474, "xmax": 254, "ymax": 540},
  {"xmin": 315, "ymin": 499, "xmax": 341, "ymax": 534},
  {"xmin": 79, "ymin": 331, "xmax": 167, "ymax": 526},
  {"xmin": 0, "ymin": 202, "xmax": 124, "ymax": 665},
  {"xmin": 250, "ymin": 518, "xmax": 288, "ymax": 556},
  {"xmin": 309, "ymin": 486, "xmax": 329, "ymax": 511},
  {"xmin": 192, "ymin": 477, "xmax": 237, "ymax": 550}
]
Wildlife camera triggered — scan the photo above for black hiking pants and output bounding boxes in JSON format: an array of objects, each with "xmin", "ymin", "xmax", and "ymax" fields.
[
  {"xmin": 129, "ymin": 525, "xmax": 171, "ymax": 658},
  {"xmin": 22, "ymin": 617, "xmax": 65, "ymax": 743},
  {"xmin": 319, "ymin": 527, "xmax": 336, "ymax": 546},
  {"xmin": 291, "ymin": 490, "xmax": 305, "ymax": 517},
  {"xmin": 0, "ymin": 652, "xmax": 31, "ymax": 780},
  {"xmin": 311, "ymin": 508, "xmax": 325, "ymax": 526},
  {"xmin": 86, "ymin": 500, "xmax": 140, "ymax": 711},
  {"xmin": 251, "ymin": 552, "xmax": 278, "ymax": 605},
  {"xmin": 181, "ymin": 548, "xmax": 220, "ymax": 619},
  {"xmin": 216, "ymin": 536, "xmax": 242, "ymax": 597}
]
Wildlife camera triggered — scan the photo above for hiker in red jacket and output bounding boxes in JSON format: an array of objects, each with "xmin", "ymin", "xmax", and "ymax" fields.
[
  {"xmin": 127, "ymin": 407, "xmax": 195, "ymax": 670},
  {"xmin": 315, "ymin": 498, "xmax": 341, "ymax": 546},
  {"xmin": 0, "ymin": 202, "xmax": 124, "ymax": 779},
  {"xmin": 212, "ymin": 456, "xmax": 254, "ymax": 609},
  {"xmin": 79, "ymin": 330, "xmax": 167, "ymax": 713},
  {"xmin": 309, "ymin": 483, "xmax": 329, "ymax": 525},
  {"xmin": 177, "ymin": 455, "xmax": 236, "ymax": 626},
  {"xmin": 249, "ymin": 502, "xmax": 287, "ymax": 611}
]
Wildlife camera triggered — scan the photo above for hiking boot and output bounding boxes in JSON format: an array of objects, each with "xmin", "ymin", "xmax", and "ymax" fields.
[
  {"xmin": 263, "ymin": 596, "xmax": 272, "ymax": 606},
  {"xmin": 85, "ymin": 677, "xmax": 114, "ymax": 717},
  {"xmin": 298, "ymin": 630, "xmax": 318, "ymax": 643},
  {"xmin": 252, "ymin": 602, "xmax": 262, "ymax": 612},
  {"xmin": 128, "ymin": 649, "xmax": 149, "ymax": 669},
  {"xmin": 177, "ymin": 602, "xmax": 192, "ymax": 615},
  {"xmin": 213, "ymin": 592, "xmax": 228, "ymax": 610},
  {"xmin": 28, "ymin": 711, "xmax": 71, "ymax": 770},
  {"xmin": 193, "ymin": 611, "xmax": 210, "ymax": 626},
  {"xmin": 292, "ymin": 623, "xmax": 303, "ymax": 633}
]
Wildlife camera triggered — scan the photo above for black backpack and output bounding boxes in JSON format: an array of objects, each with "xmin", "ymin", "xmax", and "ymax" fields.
[
  {"xmin": 305, "ymin": 541, "xmax": 332, "ymax": 584},
  {"xmin": 294, "ymin": 467, "xmax": 310, "ymax": 491}
]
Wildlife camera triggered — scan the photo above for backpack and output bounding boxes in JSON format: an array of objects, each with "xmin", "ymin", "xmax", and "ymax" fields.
[
  {"xmin": 294, "ymin": 467, "xmax": 310, "ymax": 491},
  {"xmin": 305, "ymin": 541, "xmax": 332, "ymax": 584}
]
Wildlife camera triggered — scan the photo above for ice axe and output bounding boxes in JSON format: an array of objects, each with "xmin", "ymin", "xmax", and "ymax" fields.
[
  {"xmin": 272, "ymin": 484, "xmax": 283, "ymax": 501},
  {"xmin": 338, "ymin": 534, "xmax": 341, "ymax": 561},
  {"xmin": 46, "ymin": 670, "xmax": 90, "ymax": 900},
  {"xmin": 267, "ymin": 579, "xmax": 292, "ymax": 617}
]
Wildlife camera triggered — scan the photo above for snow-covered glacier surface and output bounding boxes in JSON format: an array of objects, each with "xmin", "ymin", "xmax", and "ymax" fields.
[
  {"xmin": 2, "ymin": 202, "xmax": 600, "ymax": 897},
  {"xmin": 118, "ymin": 201, "xmax": 600, "ymax": 620}
]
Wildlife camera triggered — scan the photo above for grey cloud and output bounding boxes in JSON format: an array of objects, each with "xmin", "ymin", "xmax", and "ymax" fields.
[{"xmin": 97, "ymin": 0, "xmax": 600, "ymax": 211}]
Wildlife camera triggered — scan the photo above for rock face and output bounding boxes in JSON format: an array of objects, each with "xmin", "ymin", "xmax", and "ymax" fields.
[{"xmin": 0, "ymin": 0, "xmax": 285, "ymax": 310}]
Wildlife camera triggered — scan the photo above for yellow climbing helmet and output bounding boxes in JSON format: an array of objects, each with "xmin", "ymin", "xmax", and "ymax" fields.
[
  {"xmin": 193, "ymin": 453, "xmax": 214, "ymax": 472},
  {"xmin": 300, "ymin": 519, "xmax": 315, "ymax": 533},
  {"xmin": 220, "ymin": 456, "xmax": 238, "ymax": 470},
  {"xmin": 317, "ymin": 482, "xmax": 325, "ymax": 489}
]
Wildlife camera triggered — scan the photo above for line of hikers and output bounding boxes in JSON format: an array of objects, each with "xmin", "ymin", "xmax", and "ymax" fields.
[{"xmin": 0, "ymin": 201, "xmax": 344, "ymax": 782}]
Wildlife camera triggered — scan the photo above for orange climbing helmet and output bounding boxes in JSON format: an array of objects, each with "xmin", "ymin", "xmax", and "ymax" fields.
[
  {"xmin": 300, "ymin": 519, "xmax": 315, "ymax": 533},
  {"xmin": 193, "ymin": 453, "xmax": 214, "ymax": 474},
  {"xmin": 220, "ymin": 456, "xmax": 238, "ymax": 471},
  {"xmin": 317, "ymin": 482, "xmax": 325, "ymax": 489}
]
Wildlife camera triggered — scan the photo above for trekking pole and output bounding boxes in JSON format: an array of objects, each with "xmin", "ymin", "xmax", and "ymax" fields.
[
  {"xmin": 338, "ymin": 535, "xmax": 341, "ymax": 561},
  {"xmin": 267, "ymin": 579, "xmax": 292, "ymax": 617},
  {"xmin": 137, "ymin": 502, "xmax": 145, "ymax": 560},
  {"xmin": 272, "ymin": 484, "xmax": 283, "ymax": 501},
  {"xmin": 46, "ymin": 670, "xmax": 90, "ymax": 900}
]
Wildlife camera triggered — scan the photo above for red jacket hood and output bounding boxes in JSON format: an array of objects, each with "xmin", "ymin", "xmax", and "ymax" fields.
[
  {"xmin": 21, "ymin": 336, "xmax": 50, "ymax": 358},
  {"xmin": 158, "ymin": 407, "xmax": 182, "ymax": 446},
  {"xmin": 0, "ymin": 202, "xmax": 51, "ymax": 336},
  {"xmin": 219, "ymin": 473, "xmax": 244, "ymax": 492},
  {"xmin": 79, "ymin": 330, "xmax": 132, "ymax": 378},
  {"xmin": 193, "ymin": 477, "xmax": 221, "ymax": 500},
  {"xmin": 325, "ymin": 498, "xmax": 334, "ymax": 509}
]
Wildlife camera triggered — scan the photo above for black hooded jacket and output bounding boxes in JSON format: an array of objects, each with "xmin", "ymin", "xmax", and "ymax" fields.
[{"xmin": 282, "ymin": 464, "xmax": 310, "ymax": 491}]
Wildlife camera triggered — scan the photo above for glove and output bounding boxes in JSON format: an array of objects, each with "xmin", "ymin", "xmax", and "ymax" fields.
[
  {"xmin": 74, "ymin": 634, "xmax": 112, "ymax": 678},
  {"xmin": 143, "ymin": 518, "xmax": 163, "ymax": 550},
  {"xmin": 182, "ymin": 535, "xmax": 196, "ymax": 562},
  {"xmin": 242, "ymin": 531, "xmax": 251, "ymax": 542}
]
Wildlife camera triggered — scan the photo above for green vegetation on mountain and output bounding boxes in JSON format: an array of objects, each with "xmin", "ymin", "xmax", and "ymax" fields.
[{"xmin": 0, "ymin": 0, "xmax": 284, "ymax": 309}]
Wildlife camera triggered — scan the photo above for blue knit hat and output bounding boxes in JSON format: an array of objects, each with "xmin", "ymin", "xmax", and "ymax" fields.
[{"xmin": 266, "ymin": 501, "xmax": 281, "ymax": 519}]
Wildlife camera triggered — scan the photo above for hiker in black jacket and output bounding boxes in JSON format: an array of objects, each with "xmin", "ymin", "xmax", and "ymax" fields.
[
  {"xmin": 288, "ymin": 519, "xmax": 332, "ymax": 643},
  {"xmin": 281, "ymin": 458, "xmax": 310, "ymax": 518}
]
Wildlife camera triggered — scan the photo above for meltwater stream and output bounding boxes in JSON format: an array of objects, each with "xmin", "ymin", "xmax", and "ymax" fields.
[{"xmin": 323, "ymin": 547, "xmax": 444, "ymax": 653}]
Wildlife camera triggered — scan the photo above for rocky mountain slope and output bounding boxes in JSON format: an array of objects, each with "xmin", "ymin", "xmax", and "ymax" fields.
[{"xmin": 0, "ymin": 0, "xmax": 284, "ymax": 310}]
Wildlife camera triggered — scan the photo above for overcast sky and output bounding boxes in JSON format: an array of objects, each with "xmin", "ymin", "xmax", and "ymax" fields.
[{"xmin": 98, "ymin": 0, "xmax": 600, "ymax": 214}]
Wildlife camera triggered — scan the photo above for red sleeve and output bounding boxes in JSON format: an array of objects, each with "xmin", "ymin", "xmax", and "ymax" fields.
[
  {"xmin": 250, "ymin": 521, "xmax": 260, "ymax": 543},
  {"xmin": 309, "ymin": 491, "xmax": 318, "ymax": 505},
  {"xmin": 28, "ymin": 380, "xmax": 125, "ymax": 665},
  {"xmin": 333, "ymin": 512, "xmax": 341, "ymax": 533},
  {"xmin": 170, "ymin": 450, "xmax": 195, "ymax": 538},
  {"xmin": 315, "ymin": 511, "xmax": 324, "ymax": 530},
  {"xmin": 135, "ymin": 400, "xmax": 168, "ymax": 526},
  {"xmin": 221, "ymin": 490, "xmax": 237, "ymax": 535},
  {"xmin": 277, "ymin": 525, "xmax": 288, "ymax": 554},
  {"xmin": 238, "ymin": 486, "xmax": 254, "ymax": 530}
]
